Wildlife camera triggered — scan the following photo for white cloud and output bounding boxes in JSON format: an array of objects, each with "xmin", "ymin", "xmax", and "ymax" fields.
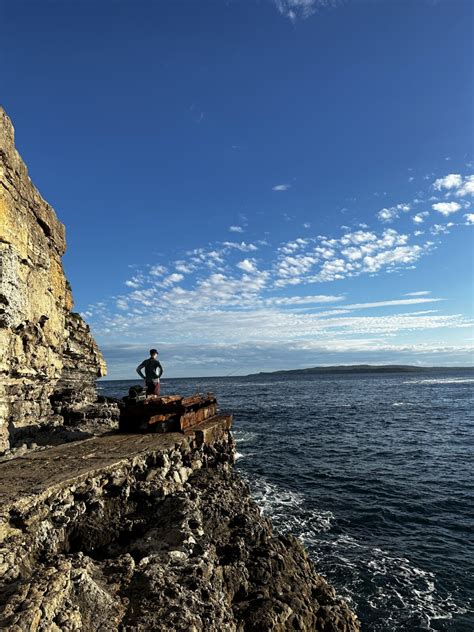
[
  {"xmin": 275, "ymin": 253, "xmax": 319, "ymax": 283},
  {"xmin": 272, "ymin": 184, "xmax": 291, "ymax": 191},
  {"xmin": 456, "ymin": 175, "xmax": 474, "ymax": 197},
  {"xmin": 279, "ymin": 238, "xmax": 310, "ymax": 254},
  {"xmin": 303, "ymin": 222, "xmax": 311, "ymax": 228},
  {"xmin": 165, "ymin": 273, "xmax": 184, "ymax": 285},
  {"xmin": 433, "ymin": 174, "xmax": 462, "ymax": 191},
  {"xmin": 116, "ymin": 298, "xmax": 129, "ymax": 310},
  {"xmin": 229, "ymin": 225, "xmax": 244, "ymax": 233},
  {"xmin": 150, "ymin": 264, "xmax": 167, "ymax": 277},
  {"xmin": 269, "ymin": 294, "xmax": 344, "ymax": 306},
  {"xmin": 125, "ymin": 274, "xmax": 144, "ymax": 288},
  {"xmin": 432, "ymin": 201, "xmax": 461, "ymax": 216},
  {"xmin": 341, "ymin": 297, "xmax": 442, "ymax": 311},
  {"xmin": 82, "ymin": 168, "xmax": 474, "ymax": 377},
  {"xmin": 432, "ymin": 173, "xmax": 473, "ymax": 198},
  {"xmin": 340, "ymin": 230, "xmax": 377, "ymax": 245},
  {"xmin": 237, "ymin": 258, "xmax": 257, "ymax": 273},
  {"xmin": 222, "ymin": 241, "xmax": 259, "ymax": 252},
  {"xmin": 377, "ymin": 203, "xmax": 410, "ymax": 223},
  {"xmin": 274, "ymin": 0, "xmax": 322, "ymax": 22},
  {"xmin": 273, "ymin": 228, "xmax": 431, "ymax": 287},
  {"xmin": 412, "ymin": 212, "xmax": 429, "ymax": 224},
  {"xmin": 174, "ymin": 261, "xmax": 195, "ymax": 274},
  {"xmin": 431, "ymin": 223, "xmax": 454, "ymax": 235},
  {"xmin": 360, "ymin": 245, "xmax": 425, "ymax": 274}
]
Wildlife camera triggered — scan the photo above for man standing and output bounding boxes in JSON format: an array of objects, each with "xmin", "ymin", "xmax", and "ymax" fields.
[{"xmin": 136, "ymin": 349, "xmax": 163, "ymax": 396}]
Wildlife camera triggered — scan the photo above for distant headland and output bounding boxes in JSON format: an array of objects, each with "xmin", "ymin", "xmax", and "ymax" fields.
[{"xmin": 248, "ymin": 364, "xmax": 474, "ymax": 377}]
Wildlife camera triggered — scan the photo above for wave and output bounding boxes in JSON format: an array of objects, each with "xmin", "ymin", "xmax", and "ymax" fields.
[
  {"xmin": 242, "ymin": 475, "xmax": 471, "ymax": 631},
  {"xmin": 242, "ymin": 473, "xmax": 334, "ymax": 536},
  {"xmin": 405, "ymin": 378, "xmax": 474, "ymax": 385},
  {"xmin": 233, "ymin": 430, "xmax": 258, "ymax": 445}
]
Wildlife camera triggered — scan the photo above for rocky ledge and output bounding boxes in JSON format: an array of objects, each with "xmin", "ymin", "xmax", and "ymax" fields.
[{"xmin": 0, "ymin": 417, "xmax": 360, "ymax": 631}]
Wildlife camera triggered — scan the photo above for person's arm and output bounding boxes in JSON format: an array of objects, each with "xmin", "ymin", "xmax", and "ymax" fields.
[
  {"xmin": 136, "ymin": 360, "xmax": 146, "ymax": 379},
  {"xmin": 157, "ymin": 361, "xmax": 163, "ymax": 378}
]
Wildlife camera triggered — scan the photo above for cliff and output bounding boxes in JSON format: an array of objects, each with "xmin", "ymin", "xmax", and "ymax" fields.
[
  {"xmin": 0, "ymin": 419, "xmax": 359, "ymax": 631},
  {"xmin": 0, "ymin": 107, "xmax": 113, "ymax": 453},
  {"xmin": 0, "ymin": 108, "xmax": 360, "ymax": 630}
]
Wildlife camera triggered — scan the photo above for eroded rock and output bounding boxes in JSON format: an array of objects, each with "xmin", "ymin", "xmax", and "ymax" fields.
[
  {"xmin": 0, "ymin": 421, "xmax": 359, "ymax": 631},
  {"xmin": 0, "ymin": 107, "xmax": 114, "ymax": 452}
]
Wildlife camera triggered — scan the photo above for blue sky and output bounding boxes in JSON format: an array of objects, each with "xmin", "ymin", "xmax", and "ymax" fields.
[{"xmin": 1, "ymin": 0, "xmax": 473, "ymax": 378}]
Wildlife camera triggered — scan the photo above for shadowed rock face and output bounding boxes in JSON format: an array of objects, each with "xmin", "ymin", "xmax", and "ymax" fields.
[{"xmin": 0, "ymin": 107, "xmax": 108, "ymax": 452}]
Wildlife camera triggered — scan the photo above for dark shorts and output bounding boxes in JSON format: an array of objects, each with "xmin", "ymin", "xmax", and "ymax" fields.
[{"xmin": 146, "ymin": 380, "xmax": 160, "ymax": 396}]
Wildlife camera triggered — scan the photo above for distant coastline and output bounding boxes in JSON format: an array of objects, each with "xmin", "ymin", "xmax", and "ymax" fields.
[
  {"xmin": 99, "ymin": 365, "xmax": 474, "ymax": 382},
  {"xmin": 246, "ymin": 364, "xmax": 474, "ymax": 377}
]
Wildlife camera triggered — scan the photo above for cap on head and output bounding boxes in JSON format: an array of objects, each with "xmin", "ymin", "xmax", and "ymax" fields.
[{"xmin": 149, "ymin": 348, "xmax": 158, "ymax": 355}]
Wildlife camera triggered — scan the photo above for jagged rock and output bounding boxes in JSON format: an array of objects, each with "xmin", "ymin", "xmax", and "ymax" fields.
[
  {"xmin": 0, "ymin": 107, "xmax": 111, "ymax": 452},
  {"xmin": 0, "ymin": 421, "xmax": 360, "ymax": 631}
]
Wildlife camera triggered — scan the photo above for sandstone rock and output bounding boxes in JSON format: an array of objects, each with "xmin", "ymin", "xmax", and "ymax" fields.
[{"xmin": 0, "ymin": 107, "xmax": 112, "ymax": 452}]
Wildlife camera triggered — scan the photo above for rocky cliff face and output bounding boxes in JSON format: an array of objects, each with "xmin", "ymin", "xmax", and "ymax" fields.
[
  {"xmin": 0, "ymin": 107, "xmax": 109, "ymax": 452},
  {"xmin": 0, "ymin": 421, "xmax": 360, "ymax": 631}
]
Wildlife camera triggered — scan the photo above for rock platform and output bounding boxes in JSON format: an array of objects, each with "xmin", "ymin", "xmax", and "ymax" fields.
[{"xmin": 0, "ymin": 415, "xmax": 360, "ymax": 632}]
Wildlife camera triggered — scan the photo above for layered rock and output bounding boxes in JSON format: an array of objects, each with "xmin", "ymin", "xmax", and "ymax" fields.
[
  {"xmin": 0, "ymin": 107, "xmax": 109, "ymax": 452},
  {"xmin": 0, "ymin": 420, "xmax": 360, "ymax": 631}
]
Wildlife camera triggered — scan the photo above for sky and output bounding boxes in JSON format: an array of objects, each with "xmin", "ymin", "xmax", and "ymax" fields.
[{"xmin": 1, "ymin": 0, "xmax": 473, "ymax": 378}]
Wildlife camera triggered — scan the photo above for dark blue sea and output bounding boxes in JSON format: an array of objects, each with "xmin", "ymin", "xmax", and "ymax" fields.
[{"xmin": 99, "ymin": 370, "xmax": 474, "ymax": 632}]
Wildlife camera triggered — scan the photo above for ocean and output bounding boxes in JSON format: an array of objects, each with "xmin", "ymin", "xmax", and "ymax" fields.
[{"xmin": 99, "ymin": 370, "xmax": 474, "ymax": 632}]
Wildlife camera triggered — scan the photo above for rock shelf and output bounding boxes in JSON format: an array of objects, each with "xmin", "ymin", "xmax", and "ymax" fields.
[{"xmin": 0, "ymin": 416, "xmax": 359, "ymax": 631}]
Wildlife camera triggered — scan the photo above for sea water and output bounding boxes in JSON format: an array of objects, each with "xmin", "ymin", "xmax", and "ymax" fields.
[{"xmin": 99, "ymin": 370, "xmax": 474, "ymax": 632}]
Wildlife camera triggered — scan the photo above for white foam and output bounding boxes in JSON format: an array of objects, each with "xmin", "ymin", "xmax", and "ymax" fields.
[
  {"xmin": 233, "ymin": 430, "xmax": 258, "ymax": 445},
  {"xmin": 243, "ymin": 474, "xmax": 334, "ymax": 536},
  {"xmin": 317, "ymin": 534, "xmax": 470, "ymax": 630},
  {"xmin": 405, "ymin": 377, "xmax": 474, "ymax": 385},
  {"xmin": 234, "ymin": 451, "xmax": 256, "ymax": 461}
]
